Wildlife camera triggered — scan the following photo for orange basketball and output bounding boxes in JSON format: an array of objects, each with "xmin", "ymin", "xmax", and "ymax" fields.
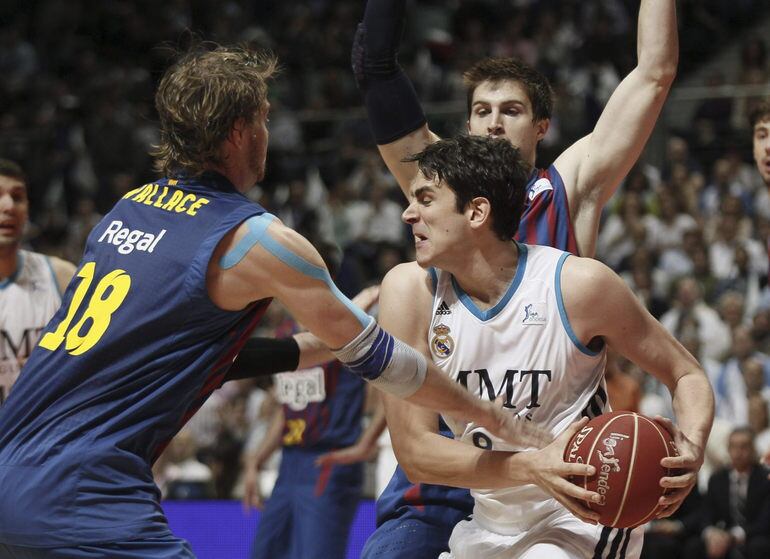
[{"xmin": 563, "ymin": 411, "xmax": 678, "ymax": 528}]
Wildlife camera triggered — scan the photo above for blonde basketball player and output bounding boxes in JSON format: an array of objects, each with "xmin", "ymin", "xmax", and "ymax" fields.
[{"xmin": 379, "ymin": 136, "xmax": 713, "ymax": 559}]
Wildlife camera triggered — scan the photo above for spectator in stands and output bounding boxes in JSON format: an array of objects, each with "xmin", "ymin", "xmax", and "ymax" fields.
[
  {"xmin": 641, "ymin": 489, "xmax": 703, "ymax": 559},
  {"xmin": 684, "ymin": 427, "xmax": 770, "ymax": 559},
  {"xmin": 661, "ymin": 276, "xmax": 731, "ymax": 361}
]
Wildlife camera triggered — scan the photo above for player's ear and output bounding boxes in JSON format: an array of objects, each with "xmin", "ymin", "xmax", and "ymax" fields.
[
  {"xmin": 535, "ymin": 118, "xmax": 550, "ymax": 142},
  {"xmin": 467, "ymin": 196, "xmax": 491, "ymax": 230},
  {"xmin": 227, "ymin": 117, "xmax": 248, "ymax": 147}
]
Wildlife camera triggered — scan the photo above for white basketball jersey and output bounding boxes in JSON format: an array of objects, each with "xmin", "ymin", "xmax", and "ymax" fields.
[
  {"xmin": 0, "ymin": 250, "xmax": 62, "ymax": 404},
  {"xmin": 428, "ymin": 243, "xmax": 609, "ymax": 534}
]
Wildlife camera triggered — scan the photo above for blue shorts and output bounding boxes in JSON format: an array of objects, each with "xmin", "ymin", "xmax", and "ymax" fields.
[
  {"xmin": 0, "ymin": 535, "xmax": 195, "ymax": 558},
  {"xmin": 361, "ymin": 517, "xmax": 457, "ymax": 559},
  {"xmin": 250, "ymin": 450, "xmax": 362, "ymax": 559}
]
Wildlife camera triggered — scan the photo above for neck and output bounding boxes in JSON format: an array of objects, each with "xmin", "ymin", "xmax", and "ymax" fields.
[
  {"xmin": 0, "ymin": 245, "xmax": 20, "ymax": 280},
  {"xmin": 205, "ymin": 162, "xmax": 254, "ymax": 193},
  {"xmin": 446, "ymin": 236, "xmax": 520, "ymax": 310}
]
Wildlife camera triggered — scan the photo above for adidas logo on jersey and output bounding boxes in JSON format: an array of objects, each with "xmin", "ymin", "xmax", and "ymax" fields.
[{"xmin": 435, "ymin": 301, "xmax": 452, "ymax": 316}]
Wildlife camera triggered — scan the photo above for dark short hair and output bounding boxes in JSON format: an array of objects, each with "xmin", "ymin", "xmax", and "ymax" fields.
[
  {"xmin": 730, "ymin": 426, "xmax": 755, "ymax": 442},
  {"xmin": 152, "ymin": 44, "xmax": 278, "ymax": 177},
  {"xmin": 0, "ymin": 159, "xmax": 27, "ymax": 186},
  {"xmin": 404, "ymin": 136, "xmax": 531, "ymax": 240},
  {"xmin": 463, "ymin": 58, "xmax": 554, "ymax": 122},
  {"xmin": 749, "ymin": 99, "xmax": 770, "ymax": 129}
]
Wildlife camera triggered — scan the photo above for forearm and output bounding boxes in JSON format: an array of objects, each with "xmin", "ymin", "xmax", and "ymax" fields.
[
  {"xmin": 353, "ymin": 0, "xmax": 426, "ymax": 146},
  {"xmin": 226, "ymin": 337, "xmax": 299, "ymax": 381},
  {"xmin": 403, "ymin": 366, "xmax": 501, "ymax": 433},
  {"xmin": 394, "ymin": 427, "xmax": 533, "ymax": 490},
  {"xmin": 247, "ymin": 408, "xmax": 285, "ymax": 470},
  {"xmin": 357, "ymin": 404, "xmax": 387, "ymax": 450},
  {"xmin": 637, "ymin": 0, "xmax": 678, "ymax": 82},
  {"xmin": 670, "ymin": 372, "xmax": 714, "ymax": 452},
  {"xmin": 294, "ymin": 332, "xmax": 334, "ymax": 369}
]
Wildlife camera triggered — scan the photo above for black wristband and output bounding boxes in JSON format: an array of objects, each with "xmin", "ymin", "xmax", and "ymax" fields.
[{"xmin": 225, "ymin": 337, "xmax": 300, "ymax": 382}]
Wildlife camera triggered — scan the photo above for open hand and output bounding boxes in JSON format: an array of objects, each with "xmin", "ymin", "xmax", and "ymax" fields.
[{"xmin": 524, "ymin": 417, "xmax": 602, "ymax": 524}]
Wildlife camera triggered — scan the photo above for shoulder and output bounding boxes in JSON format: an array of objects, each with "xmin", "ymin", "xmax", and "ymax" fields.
[
  {"xmin": 46, "ymin": 255, "xmax": 76, "ymax": 293},
  {"xmin": 558, "ymin": 255, "xmax": 623, "ymax": 315},
  {"xmin": 225, "ymin": 214, "xmax": 326, "ymax": 274},
  {"xmin": 382, "ymin": 262, "xmax": 433, "ymax": 292},
  {"xmin": 560, "ymin": 254, "xmax": 613, "ymax": 286}
]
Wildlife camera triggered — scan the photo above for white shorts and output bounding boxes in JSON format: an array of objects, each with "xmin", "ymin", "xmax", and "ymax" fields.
[{"xmin": 439, "ymin": 509, "xmax": 643, "ymax": 559}]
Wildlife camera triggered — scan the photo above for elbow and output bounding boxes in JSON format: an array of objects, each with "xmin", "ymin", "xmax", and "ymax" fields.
[
  {"xmin": 639, "ymin": 57, "xmax": 678, "ymax": 89},
  {"xmin": 400, "ymin": 461, "xmax": 429, "ymax": 485},
  {"xmin": 392, "ymin": 446, "xmax": 430, "ymax": 485}
]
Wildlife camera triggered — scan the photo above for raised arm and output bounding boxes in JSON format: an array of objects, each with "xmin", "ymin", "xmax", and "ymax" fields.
[
  {"xmin": 561, "ymin": 256, "xmax": 713, "ymax": 516},
  {"xmin": 377, "ymin": 262, "xmax": 600, "ymax": 521},
  {"xmin": 555, "ymin": 0, "xmax": 678, "ymax": 255},
  {"xmin": 353, "ymin": 0, "xmax": 439, "ymax": 194},
  {"xmin": 207, "ymin": 214, "xmax": 514, "ymax": 438}
]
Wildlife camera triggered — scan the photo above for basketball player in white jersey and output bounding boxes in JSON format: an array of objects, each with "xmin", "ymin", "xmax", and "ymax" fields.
[
  {"xmin": 0, "ymin": 159, "xmax": 75, "ymax": 404},
  {"xmin": 379, "ymin": 136, "xmax": 714, "ymax": 559}
]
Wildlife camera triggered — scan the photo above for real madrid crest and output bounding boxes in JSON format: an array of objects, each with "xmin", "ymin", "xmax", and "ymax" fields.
[{"xmin": 431, "ymin": 323, "xmax": 455, "ymax": 358}]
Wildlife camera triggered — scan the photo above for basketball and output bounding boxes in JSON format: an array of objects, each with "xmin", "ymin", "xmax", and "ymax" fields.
[{"xmin": 563, "ymin": 411, "xmax": 678, "ymax": 528}]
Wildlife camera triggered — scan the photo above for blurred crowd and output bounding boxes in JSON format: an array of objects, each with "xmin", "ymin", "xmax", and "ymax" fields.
[{"xmin": 4, "ymin": 0, "xmax": 770, "ymax": 537}]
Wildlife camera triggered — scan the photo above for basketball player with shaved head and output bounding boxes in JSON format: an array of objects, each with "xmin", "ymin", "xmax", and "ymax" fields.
[
  {"xmin": 0, "ymin": 46, "xmax": 526, "ymax": 559},
  {"xmin": 354, "ymin": 1, "xmax": 681, "ymax": 556},
  {"xmin": 378, "ymin": 135, "xmax": 712, "ymax": 559}
]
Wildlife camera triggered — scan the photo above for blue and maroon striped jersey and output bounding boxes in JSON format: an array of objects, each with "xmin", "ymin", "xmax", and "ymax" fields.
[
  {"xmin": 0, "ymin": 173, "xmax": 268, "ymax": 547},
  {"xmin": 279, "ymin": 360, "xmax": 365, "ymax": 450},
  {"xmin": 375, "ymin": 164, "xmax": 578, "ymax": 527}
]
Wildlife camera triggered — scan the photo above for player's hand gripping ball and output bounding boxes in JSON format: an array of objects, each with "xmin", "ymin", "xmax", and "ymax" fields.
[{"xmin": 563, "ymin": 411, "xmax": 678, "ymax": 528}]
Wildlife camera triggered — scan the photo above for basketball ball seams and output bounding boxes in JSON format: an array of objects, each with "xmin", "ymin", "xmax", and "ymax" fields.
[
  {"xmin": 565, "ymin": 411, "xmax": 675, "ymax": 528},
  {"xmin": 633, "ymin": 416, "xmax": 676, "ymax": 526},
  {"xmin": 610, "ymin": 413, "xmax": 638, "ymax": 527}
]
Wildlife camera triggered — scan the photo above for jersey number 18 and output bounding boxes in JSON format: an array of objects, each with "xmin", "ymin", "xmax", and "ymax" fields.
[{"xmin": 39, "ymin": 261, "xmax": 131, "ymax": 356}]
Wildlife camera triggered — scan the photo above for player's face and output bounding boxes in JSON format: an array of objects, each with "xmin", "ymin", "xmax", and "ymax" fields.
[
  {"xmin": 467, "ymin": 80, "xmax": 547, "ymax": 165},
  {"xmin": 402, "ymin": 172, "xmax": 469, "ymax": 268},
  {"xmin": 0, "ymin": 174, "xmax": 28, "ymax": 248},
  {"xmin": 247, "ymin": 104, "xmax": 270, "ymax": 183},
  {"xmin": 753, "ymin": 118, "xmax": 770, "ymax": 186},
  {"xmin": 727, "ymin": 432, "xmax": 755, "ymax": 473}
]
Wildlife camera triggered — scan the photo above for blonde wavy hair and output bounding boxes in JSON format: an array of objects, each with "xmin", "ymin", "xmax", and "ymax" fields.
[{"xmin": 152, "ymin": 44, "xmax": 278, "ymax": 177}]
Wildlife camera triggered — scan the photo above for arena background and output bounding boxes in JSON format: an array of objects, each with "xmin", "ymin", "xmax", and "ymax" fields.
[{"xmin": 3, "ymin": 0, "xmax": 770, "ymax": 557}]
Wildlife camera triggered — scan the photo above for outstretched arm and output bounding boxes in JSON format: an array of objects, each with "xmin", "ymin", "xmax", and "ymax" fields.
[
  {"xmin": 561, "ymin": 256, "xmax": 713, "ymax": 517},
  {"xmin": 555, "ymin": 0, "xmax": 678, "ymax": 256},
  {"xmin": 353, "ymin": 0, "xmax": 439, "ymax": 194},
  {"xmin": 208, "ymin": 215, "xmax": 515, "ymax": 439}
]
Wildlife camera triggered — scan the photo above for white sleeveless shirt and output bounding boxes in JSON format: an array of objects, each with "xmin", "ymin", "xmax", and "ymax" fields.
[
  {"xmin": 0, "ymin": 250, "xmax": 62, "ymax": 404},
  {"xmin": 427, "ymin": 243, "xmax": 609, "ymax": 534}
]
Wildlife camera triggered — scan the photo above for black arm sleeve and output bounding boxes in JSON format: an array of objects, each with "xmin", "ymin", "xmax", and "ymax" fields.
[
  {"xmin": 352, "ymin": 0, "xmax": 426, "ymax": 144},
  {"xmin": 224, "ymin": 337, "xmax": 300, "ymax": 382}
]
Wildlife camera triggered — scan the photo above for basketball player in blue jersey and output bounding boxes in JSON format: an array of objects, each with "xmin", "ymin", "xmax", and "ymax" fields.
[
  {"xmin": 0, "ymin": 46, "xmax": 528, "ymax": 559},
  {"xmin": 379, "ymin": 135, "xmax": 713, "ymax": 559},
  {"xmin": 243, "ymin": 361, "xmax": 377, "ymax": 559},
  {"xmin": 0, "ymin": 159, "xmax": 75, "ymax": 405},
  {"xmin": 354, "ymin": 1, "xmax": 680, "ymax": 556}
]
